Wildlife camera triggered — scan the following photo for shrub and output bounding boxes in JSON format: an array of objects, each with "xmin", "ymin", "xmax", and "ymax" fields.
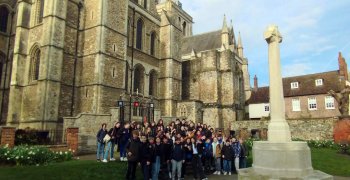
[{"xmin": 0, "ymin": 145, "xmax": 73, "ymax": 166}]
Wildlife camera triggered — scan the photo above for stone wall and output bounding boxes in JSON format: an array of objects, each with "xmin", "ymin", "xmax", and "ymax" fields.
[
  {"xmin": 231, "ymin": 118, "xmax": 338, "ymax": 140},
  {"xmin": 63, "ymin": 107, "xmax": 119, "ymax": 153}
]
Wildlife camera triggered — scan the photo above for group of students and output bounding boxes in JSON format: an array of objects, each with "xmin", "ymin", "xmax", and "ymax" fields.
[{"xmin": 96, "ymin": 119, "xmax": 249, "ymax": 180}]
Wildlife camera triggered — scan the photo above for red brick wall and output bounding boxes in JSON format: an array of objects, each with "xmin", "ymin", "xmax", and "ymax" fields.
[
  {"xmin": 0, "ymin": 127, "xmax": 16, "ymax": 148},
  {"xmin": 66, "ymin": 128, "xmax": 79, "ymax": 154},
  {"xmin": 334, "ymin": 118, "xmax": 350, "ymax": 143}
]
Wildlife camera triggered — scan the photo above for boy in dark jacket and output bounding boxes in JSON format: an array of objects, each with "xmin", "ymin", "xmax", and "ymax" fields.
[
  {"xmin": 126, "ymin": 130, "xmax": 141, "ymax": 180},
  {"xmin": 203, "ymin": 138, "xmax": 213, "ymax": 173},
  {"xmin": 221, "ymin": 140, "xmax": 234, "ymax": 175},
  {"xmin": 118, "ymin": 123, "xmax": 130, "ymax": 161},
  {"xmin": 140, "ymin": 135, "xmax": 152, "ymax": 180},
  {"xmin": 162, "ymin": 137, "xmax": 173, "ymax": 179},
  {"xmin": 171, "ymin": 138, "xmax": 185, "ymax": 180}
]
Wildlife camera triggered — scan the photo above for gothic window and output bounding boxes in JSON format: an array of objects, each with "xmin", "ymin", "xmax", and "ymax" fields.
[
  {"xmin": 36, "ymin": 0, "xmax": 45, "ymax": 24},
  {"xmin": 144, "ymin": 0, "xmax": 148, "ymax": 9},
  {"xmin": 149, "ymin": 70, "xmax": 158, "ymax": 96},
  {"xmin": 182, "ymin": 21, "xmax": 186, "ymax": 36},
  {"xmin": 180, "ymin": 105, "xmax": 187, "ymax": 117},
  {"xmin": 0, "ymin": 6, "xmax": 9, "ymax": 33},
  {"xmin": 150, "ymin": 32, "xmax": 156, "ymax": 56},
  {"xmin": 0, "ymin": 52, "xmax": 5, "ymax": 84},
  {"xmin": 125, "ymin": 62, "xmax": 129, "ymax": 90},
  {"xmin": 136, "ymin": 19, "xmax": 143, "ymax": 50},
  {"xmin": 30, "ymin": 46, "xmax": 41, "ymax": 81},
  {"xmin": 133, "ymin": 64, "xmax": 145, "ymax": 93},
  {"xmin": 127, "ymin": 18, "xmax": 131, "ymax": 46}
]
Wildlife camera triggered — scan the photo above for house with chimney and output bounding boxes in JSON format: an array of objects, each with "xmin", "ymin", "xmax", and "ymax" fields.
[{"xmin": 247, "ymin": 52, "xmax": 348, "ymax": 120}]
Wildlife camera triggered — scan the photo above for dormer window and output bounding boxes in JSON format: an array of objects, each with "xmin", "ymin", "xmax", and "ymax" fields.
[
  {"xmin": 291, "ymin": 82, "xmax": 299, "ymax": 89},
  {"xmin": 315, "ymin": 79, "xmax": 323, "ymax": 86}
]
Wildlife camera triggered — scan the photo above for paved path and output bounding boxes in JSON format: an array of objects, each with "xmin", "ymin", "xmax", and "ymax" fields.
[{"xmin": 77, "ymin": 154, "xmax": 347, "ymax": 180}]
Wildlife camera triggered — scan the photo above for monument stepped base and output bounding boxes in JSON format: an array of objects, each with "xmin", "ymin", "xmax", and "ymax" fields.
[
  {"xmin": 239, "ymin": 168, "xmax": 333, "ymax": 180},
  {"xmin": 238, "ymin": 141, "xmax": 333, "ymax": 180}
]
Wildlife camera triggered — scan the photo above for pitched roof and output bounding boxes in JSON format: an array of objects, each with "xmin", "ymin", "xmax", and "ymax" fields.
[
  {"xmin": 181, "ymin": 30, "xmax": 222, "ymax": 55},
  {"xmin": 248, "ymin": 70, "xmax": 344, "ymax": 104}
]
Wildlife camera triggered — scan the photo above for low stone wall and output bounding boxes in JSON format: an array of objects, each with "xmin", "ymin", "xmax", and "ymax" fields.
[
  {"xmin": 231, "ymin": 118, "xmax": 338, "ymax": 140},
  {"xmin": 63, "ymin": 113, "xmax": 114, "ymax": 154}
]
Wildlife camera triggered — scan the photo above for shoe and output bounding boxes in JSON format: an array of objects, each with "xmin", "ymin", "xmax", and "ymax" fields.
[
  {"xmin": 120, "ymin": 157, "xmax": 123, "ymax": 161},
  {"xmin": 213, "ymin": 171, "xmax": 217, "ymax": 175},
  {"xmin": 110, "ymin": 158, "xmax": 116, "ymax": 161},
  {"xmin": 97, "ymin": 159, "xmax": 100, "ymax": 162},
  {"xmin": 123, "ymin": 157, "xmax": 128, "ymax": 161},
  {"xmin": 217, "ymin": 171, "xmax": 221, "ymax": 175},
  {"xmin": 102, "ymin": 159, "xmax": 108, "ymax": 163},
  {"xmin": 224, "ymin": 172, "xmax": 227, "ymax": 175},
  {"xmin": 201, "ymin": 178, "xmax": 208, "ymax": 180},
  {"xmin": 229, "ymin": 172, "xmax": 231, "ymax": 175}
]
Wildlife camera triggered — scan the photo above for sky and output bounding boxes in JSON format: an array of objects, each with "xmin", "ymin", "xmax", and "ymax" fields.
[{"xmin": 181, "ymin": 0, "xmax": 350, "ymax": 87}]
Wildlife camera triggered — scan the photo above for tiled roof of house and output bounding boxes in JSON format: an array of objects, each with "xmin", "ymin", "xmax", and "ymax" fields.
[
  {"xmin": 181, "ymin": 30, "xmax": 222, "ymax": 55},
  {"xmin": 247, "ymin": 70, "xmax": 345, "ymax": 104}
]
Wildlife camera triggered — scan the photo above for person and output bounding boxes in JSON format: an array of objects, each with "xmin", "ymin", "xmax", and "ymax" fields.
[
  {"xmin": 212, "ymin": 137, "xmax": 222, "ymax": 175},
  {"xmin": 102, "ymin": 122, "xmax": 120, "ymax": 162},
  {"xmin": 191, "ymin": 137, "xmax": 207, "ymax": 180},
  {"xmin": 222, "ymin": 140, "xmax": 234, "ymax": 175},
  {"xmin": 126, "ymin": 130, "xmax": 141, "ymax": 180},
  {"xmin": 96, "ymin": 123, "xmax": 107, "ymax": 162},
  {"xmin": 181, "ymin": 138, "xmax": 192, "ymax": 179},
  {"xmin": 152, "ymin": 137, "xmax": 162, "ymax": 180},
  {"xmin": 232, "ymin": 138, "xmax": 241, "ymax": 173},
  {"xmin": 102, "ymin": 127, "xmax": 113, "ymax": 163},
  {"xmin": 140, "ymin": 135, "xmax": 152, "ymax": 180},
  {"xmin": 239, "ymin": 138, "xmax": 248, "ymax": 168},
  {"xmin": 162, "ymin": 137, "xmax": 172, "ymax": 179},
  {"xmin": 118, "ymin": 123, "xmax": 130, "ymax": 161},
  {"xmin": 171, "ymin": 138, "xmax": 185, "ymax": 180},
  {"xmin": 203, "ymin": 138, "xmax": 213, "ymax": 173}
]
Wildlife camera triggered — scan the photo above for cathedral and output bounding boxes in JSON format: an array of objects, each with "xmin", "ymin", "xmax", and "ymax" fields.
[{"xmin": 0, "ymin": 0, "xmax": 251, "ymax": 131}]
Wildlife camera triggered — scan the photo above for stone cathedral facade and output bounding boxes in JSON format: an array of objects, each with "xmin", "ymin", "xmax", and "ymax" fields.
[{"xmin": 0, "ymin": 0, "xmax": 251, "ymax": 131}]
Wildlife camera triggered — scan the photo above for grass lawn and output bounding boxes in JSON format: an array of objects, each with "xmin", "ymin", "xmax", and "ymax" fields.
[
  {"xmin": 0, "ymin": 148, "xmax": 349, "ymax": 179},
  {"xmin": 0, "ymin": 160, "xmax": 142, "ymax": 180}
]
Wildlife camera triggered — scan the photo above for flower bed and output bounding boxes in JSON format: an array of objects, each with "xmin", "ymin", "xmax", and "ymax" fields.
[{"xmin": 0, "ymin": 144, "xmax": 73, "ymax": 166}]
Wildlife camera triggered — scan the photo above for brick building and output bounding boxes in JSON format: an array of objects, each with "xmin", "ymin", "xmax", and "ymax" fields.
[
  {"xmin": 247, "ymin": 52, "xmax": 347, "ymax": 120},
  {"xmin": 0, "ymin": 0, "xmax": 251, "ymax": 132}
]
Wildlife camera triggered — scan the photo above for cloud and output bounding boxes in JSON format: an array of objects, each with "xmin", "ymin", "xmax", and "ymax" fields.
[
  {"xmin": 181, "ymin": 0, "xmax": 350, "ymax": 86},
  {"xmin": 282, "ymin": 63, "xmax": 311, "ymax": 77}
]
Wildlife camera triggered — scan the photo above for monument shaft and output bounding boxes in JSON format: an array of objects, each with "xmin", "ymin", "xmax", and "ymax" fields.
[{"xmin": 264, "ymin": 26, "xmax": 291, "ymax": 142}]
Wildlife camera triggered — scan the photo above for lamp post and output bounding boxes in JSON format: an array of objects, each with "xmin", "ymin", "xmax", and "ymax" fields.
[
  {"xmin": 149, "ymin": 97, "xmax": 154, "ymax": 123},
  {"xmin": 117, "ymin": 95, "xmax": 125, "ymax": 124}
]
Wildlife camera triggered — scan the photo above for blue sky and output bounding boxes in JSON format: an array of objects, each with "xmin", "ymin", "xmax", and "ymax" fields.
[{"xmin": 181, "ymin": 0, "xmax": 350, "ymax": 87}]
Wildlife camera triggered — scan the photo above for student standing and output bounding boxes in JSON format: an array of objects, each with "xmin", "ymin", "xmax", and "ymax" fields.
[{"xmin": 96, "ymin": 123, "xmax": 107, "ymax": 162}]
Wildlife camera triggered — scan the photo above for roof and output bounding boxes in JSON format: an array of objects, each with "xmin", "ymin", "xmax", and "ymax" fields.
[
  {"xmin": 181, "ymin": 30, "xmax": 222, "ymax": 55},
  {"xmin": 247, "ymin": 87, "xmax": 269, "ymax": 104},
  {"xmin": 247, "ymin": 70, "xmax": 344, "ymax": 104}
]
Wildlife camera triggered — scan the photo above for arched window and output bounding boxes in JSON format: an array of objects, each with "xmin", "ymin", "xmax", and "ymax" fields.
[
  {"xmin": 36, "ymin": 0, "xmax": 45, "ymax": 24},
  {"xmin": 30, "ymin": 47, "xmax": 41, "ymax": 81},
  {"xmin": 144, "ymin": 0, "xmax": 148, "ymax": 9},
  {"xmin": 182, "ymin": 21, "xmax": 187, "ymax": 36},
  {"xmin": 149, "ymin": 70, "xmax": 158, "ymax": 96},
  {"xmin": 0, "ymin": 52, "xmax": 5, "ymax": 84},
  {"xmin": 127, "ymin": 18, "xmax": 131, "ymax": 46},
  {"xmin": 125, "ymin": 62, "xmax": 129, "ymax": 90},
  {"xmin": 136, "ymin": 19, "xmax": 143, "ymax": 50},
  {"xmin": 133, "ymin": 64, "xmax": 145, "ymax": 93},
  {"xmin": 150, "ymin": 32, "xmax": 156, "ymax": 56},
  {"xmin": 0, "ymin": 6, "xmax": 9, "ymax": 33}
]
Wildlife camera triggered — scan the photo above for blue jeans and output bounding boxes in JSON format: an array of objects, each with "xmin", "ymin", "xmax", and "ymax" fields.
[
  {"xmin": 97, "ymin": 141, "xmax": 105, "ymax": 160},
  {"xmin": 223, "ymin": 159, "xmax": 231, "ymax": 172},
  {"xmin": 120, "ymin": 142, "xmax": 127, "ymax": 158},
  {"xmin": 152, "ymin": 156, "xmax": 161, "ymax": 180},
  {"xmin": 239, "ymin": 157, "xmax": 247, "ymax": 168},
  {"xmin": 110, "ymin": 141, "xmax": 116, "ymax": 158},
  {"xmin": 104, "ymin": 141, "xmax": 112, "ymax": 160},
  {"xmin": 215, "ymin": 157, "xmax": 222, "ymax": 171}
]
